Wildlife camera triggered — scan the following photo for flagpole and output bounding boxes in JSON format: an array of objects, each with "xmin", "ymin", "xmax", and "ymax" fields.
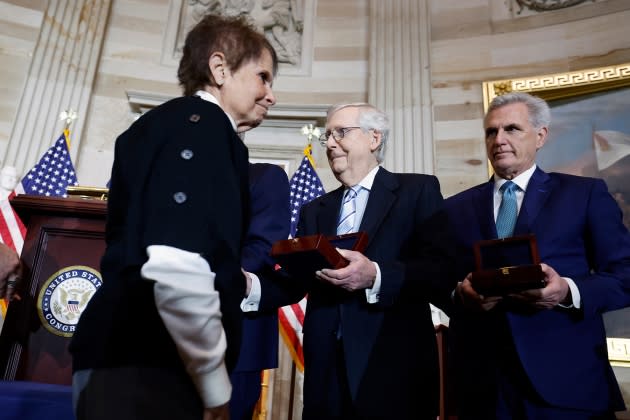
[
  {"xmin": 300, "ymin": 124, "xmax": 321, "ymax": 168},
  {"xmin": 59, "ymin": 109, "xmax": 77, "ymax": 149}
]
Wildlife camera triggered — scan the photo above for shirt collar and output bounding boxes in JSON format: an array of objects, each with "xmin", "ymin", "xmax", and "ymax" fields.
[
  {"xmin": 194, "ymin": 90, "xmax": 237, "ymax": 132},
  {"xmin": 347, "ymin": 165, "xmax": 380, "ymax": 192},
  {"xmin": 493, "ymin": 164, "xmax": 537, "ymax": 194}
]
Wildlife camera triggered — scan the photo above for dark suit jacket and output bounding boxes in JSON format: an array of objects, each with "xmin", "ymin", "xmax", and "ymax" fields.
[
  {"xmin": 71, "ymin": 96, "xmax": 249, "ymax": 377},
  {"xmin": 234, "ymin": 163, "xmax": 290, "ymax": 372},
  {"xmin": 445, "ymin": 167, "xmax": 630, "ymax": 414},
  {"xmin": 269, "ymin": 167, "xmax": 456, "ymax": 419}
]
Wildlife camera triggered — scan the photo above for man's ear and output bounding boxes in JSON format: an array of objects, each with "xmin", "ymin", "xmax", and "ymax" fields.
[
  {"xmin": 208, "ymin": 52, "xmax": 226, "ymax": 86},
  {"xmin": 370, "ymin": 130, "xmax": 383, "ymax": 151},
  {"xmin": 536, "ymin": 126, "xmax": 548, "ymax": 150}
]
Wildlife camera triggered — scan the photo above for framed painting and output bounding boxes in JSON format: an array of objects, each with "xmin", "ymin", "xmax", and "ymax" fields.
[{"xmin": 483, "ymin": 63, "xmax": 630, "ymax": 367}]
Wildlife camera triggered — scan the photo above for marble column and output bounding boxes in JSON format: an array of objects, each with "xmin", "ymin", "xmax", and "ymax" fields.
[
  {"xmin": 368, "ymin": 0, "xmax": 434, "ymax": 174},
  {"xmin": 4, "ymin": 0, "xmax": 112, "ymax": 175}
]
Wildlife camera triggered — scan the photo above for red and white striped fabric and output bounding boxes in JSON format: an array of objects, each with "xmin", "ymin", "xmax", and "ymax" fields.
[
  {"xmin": 278, "ymin": 297, "xmax": 307, "ymax": 372},
  {"xmin": 0, "ymin": 192, "xmax": 25, "ymax": 254},
  {"xmin": 0, "ymin": 191, "xmax": 26, "ymax": 318}
]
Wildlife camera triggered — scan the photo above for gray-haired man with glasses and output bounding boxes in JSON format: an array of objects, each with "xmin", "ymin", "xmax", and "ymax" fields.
[
  {"xmin": 317, "ymin": 126, "xmax": 361, "ymax": 146},
  {"xmin": 268, "ymin": 102, "xmax": 456, "ymax": 419}
]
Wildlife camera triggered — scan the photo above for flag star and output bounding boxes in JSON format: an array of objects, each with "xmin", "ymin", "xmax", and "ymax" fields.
[
  {"xmin": 288, "ymin": 155, "xmax": 325, "ymax": 236},
  {"xmin": 20, "ymin": 132, "xmax": 78, "ymax": 198}
]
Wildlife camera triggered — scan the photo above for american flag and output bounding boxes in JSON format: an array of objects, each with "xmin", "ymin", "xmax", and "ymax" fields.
[
  {"xmin": 1, "ymin": 129, "xmax": 79, "ymax": 320},
  {"xmin": 288, "ymin": 149, "xmax": 325, "ymax": 236},
  {"xmin": 278, "ymin": 147, "xmax": 325, "ymax": 372},
  {"xmin": 18, "ymin": 131, "xmax": 79, "ymax": 198}
]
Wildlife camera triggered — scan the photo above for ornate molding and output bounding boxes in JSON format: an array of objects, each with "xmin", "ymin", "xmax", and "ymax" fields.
[
  {"xmin": 515, "ymin": 0, "xmax": 594, "ymax": 13},
  {"xmin": 483, "ymin": 63, "xmax": 630, "ymax": 104},
  {"xmin": 125, "ymin": 89, "xmax": 328, "ymax": 127}
]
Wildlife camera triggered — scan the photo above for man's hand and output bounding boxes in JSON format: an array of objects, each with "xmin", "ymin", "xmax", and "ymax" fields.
[
  {"xmin": 316, "ymin": 248, "xmax": 376, "ymax": 292},
  {"xmin": 203, "ymin": 403, "xmax": 229, "ymax": 420},
  {"xmin": 0, "ymin": 243, "xmax": 21, "ymax": 300},
  {"xmin": 509, "ymin": 263, "xmax": 569, "ymax": 310},
  {"xmin": 455, "ymin": 273, "xmax": 503, "ymax": 312}
]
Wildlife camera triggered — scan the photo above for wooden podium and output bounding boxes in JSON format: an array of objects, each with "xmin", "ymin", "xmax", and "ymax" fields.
[{"xmin": 0, "ymin": 195, "xmax": 107, "ymax": 385}]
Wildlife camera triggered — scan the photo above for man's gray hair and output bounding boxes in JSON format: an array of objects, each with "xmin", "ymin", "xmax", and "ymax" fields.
[
  {"xmin": 486, "ymin": 92, "xmax": 551, "ymax": 130},
  {"xmin": 327, "ymin": 103, "xmax": 390, "ymax": 163}
]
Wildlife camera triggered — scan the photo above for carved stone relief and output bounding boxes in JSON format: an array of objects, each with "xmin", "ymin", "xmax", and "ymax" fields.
[
  {"xmin": 162, "ymin": 0, "xmax": 315, "ymax": 75},
  {"xmin": 515, "ymin": 0, "xmax": 595, "ymax": 13}
]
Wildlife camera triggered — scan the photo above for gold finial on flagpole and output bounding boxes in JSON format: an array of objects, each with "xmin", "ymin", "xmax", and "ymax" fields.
[
  {"xmin": 59, "ymin": 109, "xmax": 78, "ymax": 149},
  {"xmin": 60, "ymin": 109, "xmax": 78, "ymax": 130},
  {"xmin": 300, "ymin": 124, "xmax": 321, "ymax": 168},
  {"xmin": 300, "ymin": 123, "xmax": 321, "ymax": 144}
]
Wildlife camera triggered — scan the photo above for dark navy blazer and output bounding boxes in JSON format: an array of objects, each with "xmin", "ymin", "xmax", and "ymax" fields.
[
  {"xmin": 445, "ymin": 167, "xmax": 630, "ymax": 413},
  {"xmin": 234, "ymin": 163, "xmax": 290, "ymax": 372}
]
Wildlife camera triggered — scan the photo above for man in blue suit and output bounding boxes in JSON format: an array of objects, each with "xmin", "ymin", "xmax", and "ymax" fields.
[
  {"xmin": 445, "ymin": 92, "xmax": 630, "ymax": 419},
  {"xmin": 230, "ymin": 163, "xmax": 290, "ymax": 420}
]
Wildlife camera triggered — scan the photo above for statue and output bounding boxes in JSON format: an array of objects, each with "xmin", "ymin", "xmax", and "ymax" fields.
[{"xmin": 186, "ymin": 0, "xmax": 304, "ymax": 66}]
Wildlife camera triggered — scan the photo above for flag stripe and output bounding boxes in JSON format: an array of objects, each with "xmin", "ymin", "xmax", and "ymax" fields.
[
  {"xmin": 0, "ymin": 193, "xmax": 26, "ymax": 253},
  {"xmin": 278, "ymin": 298, "xmax": 306, "ymax": 372},
  {"xmin": 279, "ymin": 149, "xmax": 325, "ymax": 372}
]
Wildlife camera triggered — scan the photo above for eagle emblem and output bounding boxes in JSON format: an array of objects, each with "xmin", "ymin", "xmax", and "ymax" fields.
[{"xmin": 37, "ymin": 265, "xmax": 103, "ymax": 338}]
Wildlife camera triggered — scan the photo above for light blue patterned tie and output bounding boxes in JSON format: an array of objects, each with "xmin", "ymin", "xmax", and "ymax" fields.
[
  {"xmin": 337, "ymin": 187, "xmax": 358, "ymax": 235},
  {"xmin": 496, "ymin": 181, "xmax": 519, "ymax": 238}
]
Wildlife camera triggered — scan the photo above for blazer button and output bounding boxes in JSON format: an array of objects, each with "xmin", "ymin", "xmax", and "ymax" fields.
[
  {"xmin": 173, "ymin": 192, "xmax": 187, "ymax": 204},
  {"xmin": 181, "ymin": 149, "xmax": 194, "ymax": 160},
  {"xmin": 189, "ymin": 114, "xmax": 201, "ymax": 123}
]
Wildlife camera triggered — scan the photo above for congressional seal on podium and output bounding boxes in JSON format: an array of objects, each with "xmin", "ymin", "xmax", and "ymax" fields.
[{"xmin": 37, "ymin": 265, "xmax": 103, "ymax": 337}]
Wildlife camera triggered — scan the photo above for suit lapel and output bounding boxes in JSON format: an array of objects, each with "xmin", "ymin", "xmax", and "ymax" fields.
[
  {"xmin": 316, "ymin": 186, "xmax": 344, "ymax": 236},
  {"xmin": 359, "ymin": 167, "xmax": 397, "ymax": 249},
  {"xmin": 472, "ymin": 180, "xmax": 497, "ymax": 239},
  {"xmin": 514, "ymin": 167, "xmax": 552, "ymax": 236}
]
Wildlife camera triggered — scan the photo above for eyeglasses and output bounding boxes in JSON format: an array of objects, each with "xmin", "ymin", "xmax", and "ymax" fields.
[{"xmin": 318, "ymin": 127, "xmax": 362, "ymax": 147}]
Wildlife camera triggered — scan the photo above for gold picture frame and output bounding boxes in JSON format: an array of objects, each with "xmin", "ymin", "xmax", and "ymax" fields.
[
  {"xmin": 482, "ymin": 62, "xmax": 630, "ymax": 109},
  {"xmin": 483, "ymin": 63, "xmax": 630, "ymax": 367}
]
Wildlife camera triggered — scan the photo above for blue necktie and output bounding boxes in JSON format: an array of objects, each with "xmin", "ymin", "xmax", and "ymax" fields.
[
  {"xmin": 496, "ymin": 181, "xmax": 519, "ymax": 238},
  {"xmin": 337, "ymin": 187, "xmax": 358, "ymax": 235}
]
